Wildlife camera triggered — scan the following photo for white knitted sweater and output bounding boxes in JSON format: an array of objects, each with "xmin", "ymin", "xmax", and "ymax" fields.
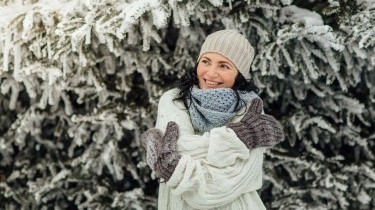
[{"xmin": 155, "ymin": 88, "xmax": 267, "ymax": 210}]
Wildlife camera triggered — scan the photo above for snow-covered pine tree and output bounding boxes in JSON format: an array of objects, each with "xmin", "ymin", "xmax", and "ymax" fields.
[{"xmin": 0, "ymin": 0, "xmax": 374, "ymax": 209}]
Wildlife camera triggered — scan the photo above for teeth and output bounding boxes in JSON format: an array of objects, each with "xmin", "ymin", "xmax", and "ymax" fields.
[{"xmin": 206, "ymin": 80, "xmax": 220, "ymax": 85}]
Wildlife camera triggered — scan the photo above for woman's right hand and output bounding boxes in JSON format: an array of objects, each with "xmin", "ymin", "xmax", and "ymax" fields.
[
  {"xmin": 228, "ymin": 98, "xmax": 284, "ymax": 149},
  {"xmin": 141, "ymin": 121, "xmax": 181, "ymax": 182}
]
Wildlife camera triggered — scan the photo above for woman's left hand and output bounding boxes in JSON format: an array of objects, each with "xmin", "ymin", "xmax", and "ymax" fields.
[{"xmin": 228, "ymin": 98, "xmax": 284, "ymax": 149}]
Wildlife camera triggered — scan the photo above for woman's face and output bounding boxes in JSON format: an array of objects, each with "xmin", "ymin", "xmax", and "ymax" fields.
[{"xmin": 197, "ymin": 52, "xmax": 239, "ymax": 89}]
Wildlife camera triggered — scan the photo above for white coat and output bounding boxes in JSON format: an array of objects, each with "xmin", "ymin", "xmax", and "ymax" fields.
[{"xmin": 155, "ymin": 89, "xmax": 267, "ymax": 210}]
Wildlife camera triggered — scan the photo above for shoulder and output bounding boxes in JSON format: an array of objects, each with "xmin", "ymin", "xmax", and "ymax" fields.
[
  {"xmin": 158, "ymin": 88, "xmax": 179, "ymax": 106},
  {"xmin": 159, "ymin": 88, "xmax": 179, "ymax": 102},
  {"xmin": 158, "ymin": 88, "xmax": 186, "ymax": 110}
]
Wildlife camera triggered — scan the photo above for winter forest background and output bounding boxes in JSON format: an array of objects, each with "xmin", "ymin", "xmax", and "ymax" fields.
[{"xmin": 0, "ymin": 0, "xmax": 374, "ymax": 209}]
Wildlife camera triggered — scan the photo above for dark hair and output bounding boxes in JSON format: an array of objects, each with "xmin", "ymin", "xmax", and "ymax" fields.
[{"xmin": 173, "ymin": 64, "xmax": 259, "ymax": 111}]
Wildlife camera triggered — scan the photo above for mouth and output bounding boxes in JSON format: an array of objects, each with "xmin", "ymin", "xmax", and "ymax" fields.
[{"xmin": 204, "ymin": 79, "xmax": 223, "ymax": 87}]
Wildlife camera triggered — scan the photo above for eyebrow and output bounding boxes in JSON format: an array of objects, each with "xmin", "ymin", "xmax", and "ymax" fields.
[{"xmin": 201, "ymin": 56, "xmax": 234, "ymax": 68}]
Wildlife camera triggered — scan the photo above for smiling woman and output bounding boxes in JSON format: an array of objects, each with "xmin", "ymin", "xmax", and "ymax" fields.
[{"xmin": 141, "ymin": 29, "xmax": 284, "ymax": 210}]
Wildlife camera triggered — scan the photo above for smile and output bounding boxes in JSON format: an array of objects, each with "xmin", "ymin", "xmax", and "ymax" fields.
[{"xmin": 204, "ymin": 79, "xmax": 223, "ymax": 86}]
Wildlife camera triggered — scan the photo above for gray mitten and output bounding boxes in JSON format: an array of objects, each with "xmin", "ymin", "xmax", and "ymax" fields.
[
  {"xmin": 140, "ymin": 128, "xmax": 162, "ymax": 171},
  {"xmin": 228, "ymin": 98, "xmax": 284, "ymax": 149},
  {"xmin": 141, "ymin": 121, "xmax": 181, "ymax": 182}
]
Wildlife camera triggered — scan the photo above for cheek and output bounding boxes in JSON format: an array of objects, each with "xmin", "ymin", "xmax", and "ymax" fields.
[
  {"xmin": 196, "ymin": 67, "xmax": 204, "ymax": 88},
  {"xmin": 196, "ymin": 66, "xmax": 205, "ymax": 80},
  {"xmin": 223, "ymin": 72, "xmax": 238, "ymax": 87}
]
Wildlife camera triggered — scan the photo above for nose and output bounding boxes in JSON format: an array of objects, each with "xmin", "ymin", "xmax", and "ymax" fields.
[{"xmin": 206, "ymin": 65, "xmax": 219, "ymax": 77}]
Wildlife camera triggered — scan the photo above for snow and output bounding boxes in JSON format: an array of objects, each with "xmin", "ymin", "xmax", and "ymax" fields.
[
  {"xmin": 0, "ymin": 0, "xmax": 65, "ymax": 27},
  {"xmin": 279, "ymin": 5, "xmax": 324, "ymax": 26},
  {"xmin": 0, "ymin": 2, "xmax": 29, "ymax": 27},
  {"xmin": 357, "ymin": 189, "xmax": 371, "ymax": 204},
  {"xmin": 0, "ymin": 0, "xmax": 78, "ymax": 74},
  {"xmin": 280, "ymin": 0, "xmax": 293, "ymax": 5},
  {"xmin": 357, "ymin": 0, "xmax": 375, "ymax": 8},
  {"xmin": 2, "ymin": 32, "xmax": 11, "ymax": 72}
]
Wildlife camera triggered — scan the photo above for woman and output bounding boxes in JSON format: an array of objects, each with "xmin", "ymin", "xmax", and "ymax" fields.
[{"xmin": 141, "ymin": 30, "xmax": 284, "ymax": 209}]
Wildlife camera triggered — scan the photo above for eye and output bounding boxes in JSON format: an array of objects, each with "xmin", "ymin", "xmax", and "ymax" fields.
[
  {"xmin": 220, "ymin": 64, "xmax": 230, "ymax": 69},
  {"xmin": 201, "ymin": 59, "xmax": 210, "ymax": 65}
]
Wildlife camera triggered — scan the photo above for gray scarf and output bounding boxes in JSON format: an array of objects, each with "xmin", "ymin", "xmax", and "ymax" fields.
[{"xmin": 188, "ymin": 86, "xmax": 258, "ymax": 133}]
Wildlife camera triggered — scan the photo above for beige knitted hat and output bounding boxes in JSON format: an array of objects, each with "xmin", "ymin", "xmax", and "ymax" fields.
[{"xmin": 197, "ymin": 29, "xmax": 255, "ymax": 79}]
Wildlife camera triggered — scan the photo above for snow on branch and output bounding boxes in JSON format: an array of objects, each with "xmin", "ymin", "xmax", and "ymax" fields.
[
  {"xmin": 251, "ymin": 5, "xmax": 349, "ymax": 97},
  {"xmin": 279, "ymin": 5, "xmax": 324, "ymax": 27},
  {"xmin": 254, "ymin": 23, "xmax": 344, "ymax": 83}
]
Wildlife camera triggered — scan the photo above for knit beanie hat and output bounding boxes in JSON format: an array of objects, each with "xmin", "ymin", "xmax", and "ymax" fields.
[{"xmin": 197, "ymin": 29, "xmax": 255, "ymax": 79}]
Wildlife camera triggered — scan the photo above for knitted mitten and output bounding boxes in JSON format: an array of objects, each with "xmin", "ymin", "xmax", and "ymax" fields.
[
  {"xmin": 140, "ymin": 129, "xmax": 162, "ymax": 171},
  {"xmin": 141, "ymin": 121, "xmax": 180, "ymax": 182},
  {"xmin": 228, "ymin": 98, "xmax": 284, "ymax": 149}
]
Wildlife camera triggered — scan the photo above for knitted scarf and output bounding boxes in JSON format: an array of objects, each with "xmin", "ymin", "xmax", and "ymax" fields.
[{"xmin": 188, "ymin": 86, "xmax": 258, "ymax": 133}]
